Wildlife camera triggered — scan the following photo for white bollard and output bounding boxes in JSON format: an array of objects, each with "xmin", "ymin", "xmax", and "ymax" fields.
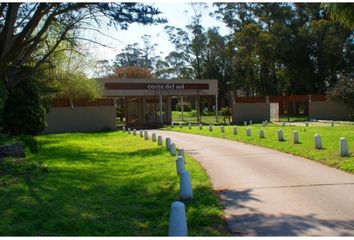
[
  {"xmin": 278, "ymin": 129, "xmax": 284, "ymax": 141},
  {"xmin": 244, "ymin": 121, "xmax": 247, "ymax": 126},
  {"xmin": 339, "ymin": 137, "xmax": 349, "ymax": 157},
  {"xmin": 293, "ymin": 131, "xmax": 299, "ymax": 144},
  {"xmin": 144, "ymin": 130, "xmax": 149, "ymax": 140},
  {"xmin": 209, "ymin": 125, "xmax": 213, "ymax": 132},
  {"xmin": 127, "ymin": 128, "xmax": 131, "ymax": 134},
  {"xmin": 179, "ymin": 122, "xmax": 183, "ymax": 128},
  {"xmin": 158, "ymin": 136, "xmax": 163, "ymax": 146},
  {"xmin": 331, "ymin": 121, "xmax": 334, "ymax": 127},
  {"xmin": 233, "ymin": 127, "xmax": 237, "ymax": 135},
  {"xmin": 133, "ymin": 129, "xmax": 136, "ymax": 136},
  {"xmin": 246, "ymin": 128, "xmax": 251, "ymax": 136},
  {"xmin": 262, "ymin": 121, "xmax": 266, "ymax": 127},
  {"xmin": 265, "ymin": 120, "xmax": 268, "ymax": 125},
  {"xmin": 180, "ymin": 170, "xmax": 193, "ymax": 200},
  {"xmin": 176, "ymin": 156, "xmax": 185, "ymax": 175},
  {"xmin": 259, "ymin": 129, "xmax": 265, "ymax": 138},
  {"xmin": 314, "ymin": 134, "xmax": 322, "ymax": 149},
  {"xmin": 282, "ymin": 122, "xmax": 286, "ymax": 127},
  {"xmin": 171, "ymin": 122, "xmax": 174, "ymax": 128},
  {"xmin": 249, "ymin": 120, "xmax": 253, "ymax": 125},
  {"xmin": 188, "ymin": 123, "xmax": 192, "ymax": 129},
  {"xmin": 122, "ymin": 126, "xmax": 126, "ymax": 132},
  {"xmin": 166, "ymin": 137, "xmax": 171, "ymax": 149},
  {"xmin": 140, "ymin": 130, "xmax": 143, "ymax": 137},
  {"xmin": 221, "ymin": 125, "xmax": 224, "ymax": 133},
  {"xmin": 170, "ymin": 143, "xmax": 176, "ymax": 156},
  {"xmin": 199, "ymin": 124, "xmax": 202, "ymax": 130},
  {"xmin": 152, "ymin": 133, "xmax": 156, "ymax": 142},
  {"xmin": 305, "ymin": 121, "xmax": 309, "ymax": 127},
  {"xmin": 178, "ymin": 148, "xmax": 185, "ymax": 158},
  {"xmin": 168, "ymin": 201, "xmax": 188, "ymax": 236}
]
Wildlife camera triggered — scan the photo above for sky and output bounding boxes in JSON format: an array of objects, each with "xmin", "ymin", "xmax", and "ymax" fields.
[{"xmin": 83, "ymin": 2, "xmax": 230, "ymax": 64}]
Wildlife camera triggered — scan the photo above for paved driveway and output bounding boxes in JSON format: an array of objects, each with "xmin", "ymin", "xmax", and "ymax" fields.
[{"xmin": 151, "ymin": 130, "xmax": 354, "ymax": 236}]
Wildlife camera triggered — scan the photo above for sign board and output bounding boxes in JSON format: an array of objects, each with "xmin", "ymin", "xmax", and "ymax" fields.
[{"xmin": 105, "ymin": 83, "xmax": 209, "ymax": 91}]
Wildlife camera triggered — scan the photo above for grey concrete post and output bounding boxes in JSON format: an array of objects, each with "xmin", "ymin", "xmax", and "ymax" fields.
[
  {"xmin": 293, "ymin": 131, "xmax": 299, "ymax": 144},
  {"xmin": 176, "ymin": 156, "xmax": 185, "ymax": 175},
  {"xmin": 133, "ymin": 129, "xmax": 136, "ymax": 136},
  {"xmin": 179, "ymin": 122, "xmax": 183, "ymax": 128},
  {"xmin": 246, "ymin": 128, "xmax": 251, "ymax": 136},
  {"xmin": 152, "ymin": 133, "xmax": 157, "ymax": 142},
  {"xmin": 260, "ymin": 129, "xmax": 265, "ymax": 138},
  {"xmin": 122, "ymin": 126, "xmax": 126, "ymax": 132},
  {"xmin": 305, "ymin": 121, "xmax": 309, "ymax": 127},
  {"xmin": 233, "ymin": 127, "xmax": 237, "ymax": 135},
  {"xmin": 158, "ymin": 136, "xmax": 163, "ymax": 146},
  {"xmin": 282, "ymin": 122, "xmax": 286, "ymax": 127},
  {"xmin": 171, "ymin": 122, "xmax": 174, "ymax": 128},
  {"xmin": 170, "ymin": 143, "xmax": 177, "ymax": 156},
  {"xmin": 140, "ymin": 130, "xmax": 143, "ymax": 137},
  {"xmin": 166, "ymin": 137, "xmax": 171, "ymax": 149},
  {"xmin": 244, "ymin": 121, "xmax": 247, "ymax": 126},
  {"xmin": 221, "ymin": 125, "xmax": 224, "ymax": 133},
  {"xmin": 144, "ymin": 130, "xmax": 149, "ymax": 140},
  {"xmin": 128, "ymin": 128, "xmax": 131, "ymax": 134},
  {"xmin": 314, "ymin": 134, "xmax": 322, "ymax": 149},
  {"xmin": 209, "ymin": 125, "xmax": 213, "ymax": 132},
  {"xmin": 339, "ymin": 137, "xmax": 349, "ymax": 157},
  {"xmin": 199, "ymin": 124, "xmax": 202, "ymax": 130},
  {"xmin": 168, "ymin": 201, "xmax": 188, "ymax": 236},
  {"xmin": 180, "ymin": 170, "xmax": 193, "ymax": 200},
  {"xmin": 262, "ymin": 121, "xmax": 266, "ymax": 127},
  {"xmin": 331, "ymin": 121, "xmax": 335, "ymax": 127},
  {"xmin": 178, "ymin": 148, "xmax": 185, "ymax": 158},
  {"xmin": 249, "ymin": 120, "xmax": 253, "ymax": 125},
  {"xmin": 278, "ymin": 129, "xmax": 284, "ymax": 141},
  {"xmin": 188, "ymin": 123, "xmax": 192, "ymax": 129}
]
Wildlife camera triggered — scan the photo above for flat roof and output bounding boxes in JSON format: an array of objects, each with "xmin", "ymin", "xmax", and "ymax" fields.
[{"xmin": 98, "ymin": 78, "xmax": 218, "ymax": 97}]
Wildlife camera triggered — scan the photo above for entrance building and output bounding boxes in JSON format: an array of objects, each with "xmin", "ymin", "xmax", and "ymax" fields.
[{"xmin": 100, "ymin": 78, "xmax": 218, "ymax": 128}]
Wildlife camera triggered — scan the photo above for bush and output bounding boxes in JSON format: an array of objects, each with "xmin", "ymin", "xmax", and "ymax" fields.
[
  {"xmin": 17, "ymin": 135, "xmax": 38, "ymax": 153},
  {"xmin": 176, "ymin": 100, "xmax": 192, "ymax": 111},
  {"xmin": 3, "ymin": 79, "xmax": 47, "ymax": 135}
]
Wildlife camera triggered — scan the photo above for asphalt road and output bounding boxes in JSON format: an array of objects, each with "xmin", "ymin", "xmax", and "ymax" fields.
[{"xmin": 152, "ymin": 130, "xmax": 354, "ymax": 236}]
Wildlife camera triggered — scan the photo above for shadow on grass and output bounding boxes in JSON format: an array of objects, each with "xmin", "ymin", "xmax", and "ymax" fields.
[{"xmin": 216, "ymin": 189, "xmax": 354, "ymax": 236}]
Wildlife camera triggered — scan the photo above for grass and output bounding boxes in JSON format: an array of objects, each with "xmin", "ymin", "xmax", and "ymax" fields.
[
  {"xmin": 172, "ymin": 111, "xmax": 228, "ymax": 125},
  {"xmin": 163, "ymin": 122, "xmax": 354, "ymax": 173},
  {"xmin": 0, "ymin": 131, "xmax": 228, "ymax": 236}
]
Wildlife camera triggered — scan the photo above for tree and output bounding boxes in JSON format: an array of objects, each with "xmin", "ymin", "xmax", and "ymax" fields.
[
  {"xmin": 110, "ymin": 66, "xmax": 153, "ymax": 79},
  {"xmin": 0, "ymin": 3, "xmax": 165, "ymax": 89},
  {"xmin": 322, "ymin": 3, "xmax": 354, "ymax": 30}
]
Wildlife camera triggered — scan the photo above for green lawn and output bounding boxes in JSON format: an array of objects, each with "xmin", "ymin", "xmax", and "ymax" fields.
[
  {"xmin": 0, "ymin": 131, "xmax": 228, "ymax": 236},
  {"xmin": 164, "ymin": 123, "xmax": 354, "ymax": 173},
  {"xmin": 172, "ymin": 111, "xmax": 227, "ymax": 125}
]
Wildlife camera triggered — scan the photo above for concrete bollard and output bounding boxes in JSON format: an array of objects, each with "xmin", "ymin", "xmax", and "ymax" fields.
[
  {"xmin": 133, "ymin": 129, "xmax": 136, "ymax": 136},
  {"xmin": 158, "ymin": 136, "xmax": 163, "ymax": 146},
  {"xmin": 171, "ymin": 122, "xmax": 174, "ymax": 128},
  {"xmin": 140, "ymin": 130, "xmax": 143, "ymax": 137},
  {"xmin": 339, "ymin": 137, "xmax": 349, "ymax": 157},
  {"xmin": 262, "ymin": 121, "xmax": 266, "ymax": 127},
  {"xmin": 166, "ymin": 137, "xmax": 171, "ymax": 149},
  {"xmin": 259, "ymin": 129, "xmax": 265, "ymax": 138},
  {"xmin": 180, "ymin": 170, "xmax": 193, "ymax": 200},
  {"xmin": 331, "ymin": 121, "xmax": 334, "ymax": 127},
  {"xmin": 233, "ymin": 127, "xmax": 237, "ymax": 135},
  {"xmin": 278, "ymin": 129, "xmax": 284, "ymax": 141},
  {"xmin": 178, "ymin": 148, "xmax": 185, "ymax": 158},
  {"xmin": 293, "ymin": 131, "xmax": 299, "ymax": 144},
  {"xmin": 179, "ymin": 122, "xmax": 183, "ymax": 128},
  {"xmin": 305, "ymin": 121, "xmax": 309, "ymax": 127},
  {"xmin": 314, "ymin": 134, "xmax": 322, "ymax": 149},
  {"xmin": 170, "ymin": 143, "xmax": 176, "ymax": 156},
  {"xmin": 209, "ymin": 125, "xmax": 213, "ymax": 132},
  {"xmin": 249, "ymin": 120, "xmax": 253, "ymax": 125},
  {"xmin": 246, "ymin": 128, "xmax": 251, "ymax": 136},
  {"xmin": 188, "ymin": 123, "xmax": 192, "ymax": 129},
  {"xmin": 199, "ymin": 124, "xmax": 202, "ymax": 130},
  {"xmin": 221, "ymin": 125, "xmax": 224, "ymax": 133},
  {"xmin": 176, "ymin": 156, "xmax": 185, "ymax": 175},
  {"xmin": 282, "ymin": 122, "xmax": 286, "ymax": 127},
  {"xmin": 244, "ymin": 121, "xmax": 247, "ymax": 126},
  {"xmin": 122, "ymin": 126, "xmax": 126, "ymax": 132},
  {"xmin": 265, "ymin": 120, "xmax": 268, "ymax": 125},
  {"xmin": 168, "ymin": 201, "xmax": 188, "ymax": 236},
  {"xmin": 152, "ymin": 133, "xmax": 156, "ymax": 142},
  {"xmin": 144, "ymin": 130, "xmax": 149, "ymax": 140},
  {"xmin": 127, "ymin": 128, "xmax": 131, "ymax": 134}
]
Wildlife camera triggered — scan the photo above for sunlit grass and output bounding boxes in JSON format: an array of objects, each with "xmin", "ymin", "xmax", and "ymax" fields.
[
  {"xmin": 164, "ymin": 123, "xmax": 354, "ymax": 173},
  {"xmin": 0, "ymin": 131, "xmax": 228, "ymax": 236}
]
